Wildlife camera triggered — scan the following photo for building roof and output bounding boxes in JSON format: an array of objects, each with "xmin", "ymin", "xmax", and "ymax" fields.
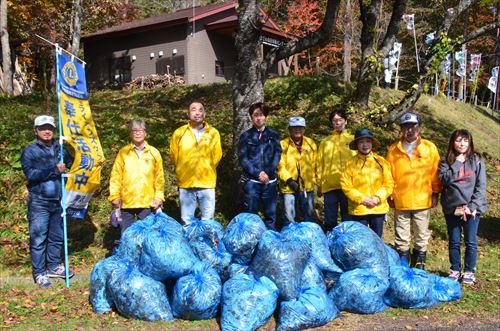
[{"xmin": 82, "ymin": 1, "xmax": 287, "ymax": 42}]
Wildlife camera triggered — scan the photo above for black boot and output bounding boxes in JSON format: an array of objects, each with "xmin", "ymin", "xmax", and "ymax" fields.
[
  {"xmin": 397, "ymin": 250, "xmax": 410, "ymax": 266},
  {"xmin": 413, "ymin": 249, "xmax": 426, "ymax": 270}
]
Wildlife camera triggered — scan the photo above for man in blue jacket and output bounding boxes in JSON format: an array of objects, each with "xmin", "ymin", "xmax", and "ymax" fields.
[
  {"xmin": 21, "ymin": 115, "xmax": 74, "ymax": 288},
  {"xmin": 238, "ymin": 103, "xmax": 281, "ymax": 229}
]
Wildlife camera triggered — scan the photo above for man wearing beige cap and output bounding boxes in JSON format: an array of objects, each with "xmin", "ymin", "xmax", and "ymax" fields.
[
  {"xmin": 21, "ymin": 115, "xmax": 74, "ymax": 288},
  {"xmin": 278, "ymin": 117, "xmax": 317, "ymax": 225}
]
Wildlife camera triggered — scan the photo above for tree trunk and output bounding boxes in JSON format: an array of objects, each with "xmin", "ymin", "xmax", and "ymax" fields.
[
  {"xmin": 0, "ymin": 0, "xmax": 13, "ymax": 96},
  {"xmin": 70, "ymin": 0, "xmax": 83, "ymax": 53},
  {"xmin": 343, "ymin": 0, "xmax": 353, "ymax": 86}
]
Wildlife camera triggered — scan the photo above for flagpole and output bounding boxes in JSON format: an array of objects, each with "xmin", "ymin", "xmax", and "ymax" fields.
[
  {"xmin": 55, "ymin": 44, "xmax": 71, "ymax": 288},
  {"xmin": 463, "ymin": 46, "xmax": 467, "ymax": 103},
  {"xmin": 412, "ymin": 24, "xmax": 420, "ymax": 72}
]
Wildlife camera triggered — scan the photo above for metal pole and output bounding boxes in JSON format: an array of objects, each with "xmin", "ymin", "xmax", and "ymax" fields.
[
  {"xmin": 395, "ymin": 48, "xmax": 401, "ymax": 90},
  {"xmin": 54, "ymin": 44, "xmax": 71, "ymax": 288},
  {"xmin": 413, "ymin": 25, "xmax": 420, "ymax": 72}
]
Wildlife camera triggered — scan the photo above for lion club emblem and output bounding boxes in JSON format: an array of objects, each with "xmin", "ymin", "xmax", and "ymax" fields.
[{"xmin": 63, "ymin": 61, "xmax": 78, "ymax": 86}]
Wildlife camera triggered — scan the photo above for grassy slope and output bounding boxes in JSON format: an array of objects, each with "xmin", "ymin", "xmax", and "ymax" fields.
[{"xmin": 0, "ymin": 76, "xmax": 498, "ymax": 329}]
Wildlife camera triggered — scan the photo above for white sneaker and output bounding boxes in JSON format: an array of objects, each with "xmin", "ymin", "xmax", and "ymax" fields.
[
  {"xmin": 448, "ymin": 270, "xmax": 461, "ymax": 282},
  {"xmin": 462, "ymin": 272, "xmax": 476, "ymax": 284}
]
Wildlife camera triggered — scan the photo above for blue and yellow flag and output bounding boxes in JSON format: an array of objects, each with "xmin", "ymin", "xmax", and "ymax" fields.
[{"xmin": 56, "ymin": 47, "xmax": 104, "ymax": 219}]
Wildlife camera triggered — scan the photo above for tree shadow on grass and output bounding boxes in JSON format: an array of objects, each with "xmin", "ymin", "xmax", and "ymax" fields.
[{"xmin": 477, "ymin": 216, "xmax": 499, "ymax": 243}]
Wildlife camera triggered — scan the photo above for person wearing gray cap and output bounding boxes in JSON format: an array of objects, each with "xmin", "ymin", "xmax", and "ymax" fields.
[
  {"xmin": 21, "ymin": 115, "xmax": 74, "ymax": 288},
  {"xmin": 386, "ymin": 112, "xmax": 441, "ymax": 269},
  {"xmin": 277, "ymin": 116, "xmax": 317, "ymax": 225}
]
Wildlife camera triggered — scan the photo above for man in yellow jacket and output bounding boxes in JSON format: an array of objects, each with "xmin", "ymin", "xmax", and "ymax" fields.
[
  {"xmin": 278, "ymin": 117, "xmax": 317, "ymax": 225},
  {"xmin": 386, "ymin": 112, "xmax": 441, "ymax": 269},
  {"xmin": 109, "ymin": 119, "xmax": 165, "ymax": 233},
  {"xmin": 341, "ymin": 128, "xmax": 394, "ymax": 238},
  {"xmin": 170, "ymin": 101, "xmax": 222, "ymax": 225},
  {"xmin": 317, "ymin": 108, "xmax": 356, "ymax": 232}
]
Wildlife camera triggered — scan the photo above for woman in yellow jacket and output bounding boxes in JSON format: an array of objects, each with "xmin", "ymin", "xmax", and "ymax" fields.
[
  {"xmin": 341, "ymin": 128, "xmax": 394, "ymax": 238},
  {"xmin": 109, "ymin": 119, "xmax": 165, "ymax": 233}
]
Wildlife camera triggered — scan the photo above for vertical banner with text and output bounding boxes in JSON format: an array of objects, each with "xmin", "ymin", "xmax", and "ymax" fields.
[{"xmin": 56, "ymin": 48, "xmax": 104, "ymax": 218}]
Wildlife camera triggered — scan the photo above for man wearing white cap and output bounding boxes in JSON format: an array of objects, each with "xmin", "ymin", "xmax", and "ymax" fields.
[
  {"xmin": 21, "ymin": 115, "xmax": 74, "ymax": 288},
  {"xmin": 386, "ymin": 112, "xmax": 442, "ymax": 269},
  {"xmin": 278, "ymin": 117, "xmax": 317, "ymax": 225}
]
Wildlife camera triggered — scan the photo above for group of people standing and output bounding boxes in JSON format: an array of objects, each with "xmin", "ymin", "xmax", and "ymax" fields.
[{"xmin": 22, "ymin": 103, "xmax": 487, "ymax": 289}]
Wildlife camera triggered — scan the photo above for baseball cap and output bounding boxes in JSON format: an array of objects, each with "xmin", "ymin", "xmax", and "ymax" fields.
[
  {"xmin": 289, "ymin": 116, "xmax": 306, "ymax": 127},
  {"xmin": 34, "ymin": 115, "xmax": 56, "ymax": 128},
  {"xmin": 399, "ymin": 112, "xmax": 420, "ymax": 125}
]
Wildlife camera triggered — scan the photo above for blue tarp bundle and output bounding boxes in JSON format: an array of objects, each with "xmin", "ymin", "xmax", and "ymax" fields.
[
  {"xmin": 223, "ymin": 213, "xmax": 267, "ymax": 265},
  {"xmin": 281, "ymin": 222, "xmax": 343, "ymax": 273},
  {"xmin": 228, "ymin": 263, "xmax": 248, "ymax": 278},
  {"xmin": 188, "ymin": 233, "xmax": 232, "ymax": 281},
  {"xmin": 221, "ymin": 273, "xmax": 279, "ymax": 331},
  {"xmin": 429, "ymin": 274, "xmax": 462, "ymax": 302},
  {"xmin": 385, "ymin": 244, "xmax": 401, "ymax": 267},
  {"xmin": 115, "ymin": 216, "xmax": 156, "ymax": 261},
  {"xmin": 327, "ymin": 221, "xmax": 389, "ymax": 277},
  {"xmin": 278, "ymin": 286, "xmax": 339, "ymax": 331},
  {"xmin": 384, "ymin": 266, "xmax": 435, "ymax": 309},
  {"xmin": 139, "ymin": 226, "xmax": 199, "ymax": 281},
  {"xmin": 300, "ymin": 261, "xmax": 327, "ymax": 291},
  {"xmin": 89, "ymin": 255, "xmax": 124, "ymax": 314},
  {"xmin": 184, "ymin": 219, "xmax": 225, "ymax": 242},
  {"xmin": 171, "ymin": 262, "xmax": 222, "ymax": 320},
  {"xmin": 249, "ymin": 230, "xmax": 311, "ymax": 300},
  {"xmin": 108, "ymin": 263, "xmax": 173, "ymax": 321},
  {"xmin": 329, "ymin": 268, "xmax": 389, "ymax": 314},
  {"xmin": 153, "ymin": 212, "xmax": 184, "ymax": 235}
]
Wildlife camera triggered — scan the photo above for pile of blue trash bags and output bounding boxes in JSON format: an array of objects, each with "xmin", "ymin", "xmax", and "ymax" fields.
[{"xmin": 90, "ymin": 212, "xmax": 461, "ymax": 330}]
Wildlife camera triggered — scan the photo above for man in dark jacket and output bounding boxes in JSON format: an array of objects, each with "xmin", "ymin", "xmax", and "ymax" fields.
[
  {"xmin": 21, "ymin": 115, "xmax": 74, "ymax": 288},
  {"xmin": 238, "ymin": 103, "xmax": 281, "ymax": 230}
]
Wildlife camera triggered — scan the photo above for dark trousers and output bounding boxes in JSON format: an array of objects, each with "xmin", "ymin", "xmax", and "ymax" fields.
[
  {"xmin": 28, "ymin": 195, "xmax": 63, "ymax": 279},
  {"xmin": 445, "ymin": 213, "xmax": 480, "ymax": 273},
  {"xmin": 323, "ymin": 189, "xmax": 349, "ymax": 231},
  {"xmin": 243, "ymin": 180, "xmax": 277, "ymax": 230},
  {"xmin": 120, "ymin": 208, "xmax": 152, "ymax": 234},
  {"xmin": 350, "ymin": 214, "xmax": 385, "ymax": 238}
]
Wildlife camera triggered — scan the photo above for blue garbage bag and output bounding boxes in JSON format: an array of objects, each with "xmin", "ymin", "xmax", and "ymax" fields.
[
  {"xmin": 249, "ymin": 230, "xmax": 311, "ymax": 300},
  {"xmin": 89, "ymin": 255, "xmax": 124, "ymax": 314},
  {"xmin": 115, "ymin": 217, "xmax": 156, "ymax": 261},
  {"xmin": 281, "ymin": 222, "xmax": 342, "ymax": 273},
  {"xmin": 301, "ymin": 261, "xmax": 326, "ymax": 291},
  {"xmin": 184, "ymin": 218, "xmax": 225, "ymax": 242},
  {"xmin": 152, "ymin": 211, "xmax": 184, "ymax": 234},
  {"xmin": 188, "ymin": 233, "xmax": 232, "ymax": 281},
  {"xmin": 278, "ymin": 286, "xmax": 339, "ymax": 331},
  {"xmin": 327, "ymin": 221, "xmax": 389, "ymax": 277},
  {"xmin": 221, "ymin": 273, "xmax": 279, "ymax": 331},
  {"xmin": 228, "ymin": 263, "xmax": 248, "ymax": 278},
  {"xmin": 324, "ymin": 270, "xmax": 342, "ymax": 290},
  {"xmin": 385, "ymin": 244, "xmax": 401, "ymax": 267},
  {"xmin": 171, "ymin": 262, "xmax": 222, "ymax": 320},
  {"xmin": 108, "ymin": 263, "xmax": 173, "ymax": 321},
  {"xmin": 429, "ymin": 274, "xmax": 462, "ymax": 302},
  {"xmin": 384, "ymin": 266, "xmax": 436, "ymax": 309},
  {"xmin": 329, "ymin": 268, "xmax": 389, "ymax": 314},
  {"xmin": 223, "ymin": 213, "xmax": 267, "ymax": 265},
  {"xmin": 139, "ymin": 226, "xmax": 199, "ymax": 281}
]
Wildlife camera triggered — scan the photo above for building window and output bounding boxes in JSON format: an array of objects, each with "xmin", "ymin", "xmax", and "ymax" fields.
[
  {"xmin": 109, "ymin": 56, "xmax": 131, "ymax": 83},
  {"xmin": 156, "ymin": 56, "xmax": 185, "ymax": 76},
  {"xmin": 215, "ymin": 60, "xmax": 224, "ymax": 77}
]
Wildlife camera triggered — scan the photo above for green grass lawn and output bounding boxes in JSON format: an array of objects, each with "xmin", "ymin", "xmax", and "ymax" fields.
[{"xmin": 0, "ymin": 76, "xmax": 499, "ymax": 329}]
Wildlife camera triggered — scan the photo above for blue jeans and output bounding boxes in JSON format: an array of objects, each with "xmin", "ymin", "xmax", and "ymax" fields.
[
  {"xmin": 323, "ymin": 189, "xmax": 349, "ymax": 231},
  {"xmin": 445, "ymin": 213, "xmax": 480, "ymax": 273},
  {"xmin": 28, "ymin": 195, "xmax": 63, "ymax": 279},
  {"xmin": 282, "ymin": 191, "xmax": 315, "ymax": 225},
  {"xmin": 120, "ymin": 208, "xmax": 152, "ymax": 234},
  {"xmin": 179, "ymin": 188, "xmax": 216, "ymax": 225},
  {"xmin": 243, "ymin": 180, "xmax": 277, "ymax": 230},
  {"xmin": 350, "ymin": 214, "xmax": 385, "ymax": 238}
]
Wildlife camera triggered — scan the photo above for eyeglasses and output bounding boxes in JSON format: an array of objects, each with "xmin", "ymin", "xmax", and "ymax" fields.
[
  {"xmin": 401, "ymin": 124, "xmax": 419, "ymax": 130},
  {"xmin": 131, "ymin": 129, "xmax": 145, "ymax": 133}
]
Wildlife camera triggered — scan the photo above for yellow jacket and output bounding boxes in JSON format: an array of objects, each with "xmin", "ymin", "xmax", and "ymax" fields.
[
  {"xmin": 169, "ymin": 123, "xmax": 222, "ymax": 188},
  {"xmin": 386, "ymin": 138, "xmax": 442, "ymax": 210},
  {"xmin": 341, "ymin": 152, "xmax": 394, "ymax": 216},
  {"xmin": 278, "ymin": 136, "xmax": 317, "ymax": 194},
  {"xmin": 109, "ymin": 142, "xmax": 165, "ymax": 208},
  {"xmin": 317, "ymin": 131, "xmax": 356, "ymax": 192}
]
